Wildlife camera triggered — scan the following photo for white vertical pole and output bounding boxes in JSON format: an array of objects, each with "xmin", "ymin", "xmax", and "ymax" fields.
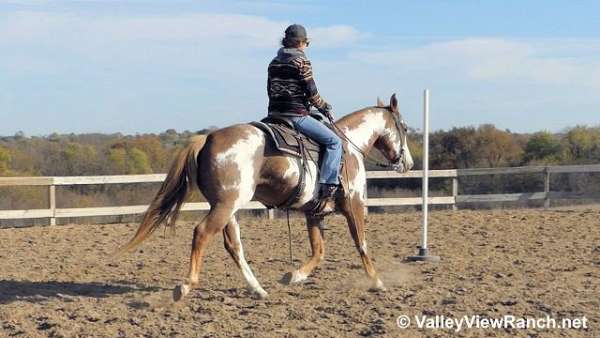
[
  {"xmin": 407, "ymin": 89, "xmax": 438, "ymax": 262},
  {"xmin": 421, "ymin": 89, "xmax": 429, "ymax": 251}
]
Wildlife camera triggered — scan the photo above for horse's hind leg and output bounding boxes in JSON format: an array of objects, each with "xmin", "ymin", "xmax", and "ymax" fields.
[
  {"xmin": 223, "ymin": 216, "xmax": 268, "ymax": 298},
  {"xmin": 341, "ymin": 195, "xmax": 385, "ymax": 291},
  {"xmin": 173, "ymin": 204, "xmax": 232, "ymax": 301},
  {"xmin": 286, "ymin": 214, "xmax": 325, "ymax": 284}
]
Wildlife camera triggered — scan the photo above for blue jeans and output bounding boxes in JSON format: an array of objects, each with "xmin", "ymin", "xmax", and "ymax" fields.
[{"xmin": 291, "ymin": 115, "xmax": 342, "ymax": 185}]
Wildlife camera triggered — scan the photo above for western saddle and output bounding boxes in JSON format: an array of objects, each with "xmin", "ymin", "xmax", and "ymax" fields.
[
  {"xmin": 250, "ymin": 115, "xmax": 321, "ymax": 162},
  {"xmin": 250, "ymin": 113, "xmax": 344, "ymax": 212}
]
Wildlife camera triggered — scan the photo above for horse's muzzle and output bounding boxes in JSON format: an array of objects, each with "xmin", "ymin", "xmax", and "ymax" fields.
[{"xmin": 394, "ymin": 153, "xmax": 414, "ymax": 173}]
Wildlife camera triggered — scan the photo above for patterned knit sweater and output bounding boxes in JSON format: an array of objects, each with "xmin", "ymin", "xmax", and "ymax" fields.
[{"xmin": 267, "ymin": 47, "xmax": 330, "ymax": 117}]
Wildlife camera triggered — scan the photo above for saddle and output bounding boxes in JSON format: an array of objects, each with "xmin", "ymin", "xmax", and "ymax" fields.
[
  {"xmin": 250, "ymin": 116, "xmax": 321, "ymax": 163},
  {"xmin": 250, "ymin": 114, "xmax": 347, "ymax": 213}
]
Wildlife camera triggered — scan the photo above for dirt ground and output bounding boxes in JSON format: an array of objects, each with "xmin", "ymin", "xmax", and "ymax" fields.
[{"xmin": 1, "ymin": 207, "xmax": 599, "ymax": 337}]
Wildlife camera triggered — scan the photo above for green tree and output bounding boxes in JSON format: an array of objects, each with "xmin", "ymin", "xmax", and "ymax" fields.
[
  {"xmin": 128, "ymin": 148, "xmax": 152, "ymax": 174},
  {"xmin": 523, "ymin": 131, "xmax": 563, "ymax": 164},
  {"xmin": 430, "ymin": 127, "xmax": 478, "ymax": 169},
  {"xmin": 474, "ymin": 124, "xmax": 523, "ymax": 167},
  {"xmin": 564, "ymin": 126, "xmax": 600, "ymax": 162},
  {"xmin": 60, "ymin": 143, "xmax": 99, "ymax": 175},
  {"xmin": 0, "ymin": 145, "xmax": 12, "ymax": 175},
  {"xmin": 108, "ymin": 147, "xmax": 128, "ymax": 174},
  {"xmin": 129, "ymin": 136, "xmax": 169, "ymax": 172}
]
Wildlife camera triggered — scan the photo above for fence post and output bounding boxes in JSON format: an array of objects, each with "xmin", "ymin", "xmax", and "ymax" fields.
[
  {"xmin": 48, "ymin": 184, "xmax": 56, "ymax": 226},
  {"xmin": 544, "ymin": 168, "xmax": 550, "ymax": 209},
  {"xmin": 267, "ymin": 209, "xmax": 275, "ymax": 220},
  {"xmin": 452, "ymin": 177, "xmax": 459, "ymax": 211}
]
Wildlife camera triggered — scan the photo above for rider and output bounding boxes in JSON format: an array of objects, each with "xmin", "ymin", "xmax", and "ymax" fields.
[{"xmin": 267, "ymin": 24, "xmax": 342, "ymax": 203}]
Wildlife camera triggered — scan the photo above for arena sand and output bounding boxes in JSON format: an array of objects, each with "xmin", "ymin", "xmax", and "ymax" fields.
[{"xmin": 1, "ymin": 208, "xmax": 598, "ymax": 337}]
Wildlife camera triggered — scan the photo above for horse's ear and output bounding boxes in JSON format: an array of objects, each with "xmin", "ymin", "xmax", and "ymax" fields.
[
  {"xmin": 376, "ymin": 97, "xmax": 385, "ymax": 107},
  {"xmin": 390, "ymin": 93, "xmax": 399, "ymax": 112}
]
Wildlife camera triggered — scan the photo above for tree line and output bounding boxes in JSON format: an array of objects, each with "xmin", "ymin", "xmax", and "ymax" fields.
[
  {"xmin": 2, "ymin": 124, "xmax": 599, "ymax": 178},
  {"xmin": 414, "ymin": 124, "xmax": 600, "ymax": 170},
  {"xmin": 1, "ymin": 124, "xmax": 599, "ymax": 217}
]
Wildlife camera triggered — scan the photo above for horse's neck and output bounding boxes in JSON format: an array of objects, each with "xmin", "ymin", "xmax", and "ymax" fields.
[{"xmin": 339, "ymin": 108, "xmax": 387, "ymax": 155}]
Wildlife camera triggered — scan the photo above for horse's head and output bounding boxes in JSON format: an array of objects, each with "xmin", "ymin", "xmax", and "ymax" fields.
[{"xmin": 373, "ymin": 94, "xmax": 414, "ymax": 173}]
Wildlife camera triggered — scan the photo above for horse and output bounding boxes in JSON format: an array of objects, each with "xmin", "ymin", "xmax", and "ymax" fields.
[{"xmin": 118, "ymin": 94, "xmax": 414, "ymax": 301}]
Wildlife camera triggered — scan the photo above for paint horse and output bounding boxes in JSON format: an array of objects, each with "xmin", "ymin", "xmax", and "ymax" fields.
[{"xmin": 119, "ymin": 94, "xmax": 414, "ymax": 301}]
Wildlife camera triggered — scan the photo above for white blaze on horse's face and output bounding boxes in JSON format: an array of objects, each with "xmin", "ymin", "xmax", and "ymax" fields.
[
  {"xmin": 400, "ymin": 126, "xmax": 414, "ymax": 172},
  {"xmin": 390, "ymin": 116, "xmax": 414, "ymax": 173},
  {"xmin": 346, "ymin": 110, "xmax": 387, "ymax": 150},
  {"xmin": 373, "ymin": 110, "xmax": 414, "ymax": 173},
  {"xmin": 385, "ymin": 113, "xmax": 403, "ymax": 163}
]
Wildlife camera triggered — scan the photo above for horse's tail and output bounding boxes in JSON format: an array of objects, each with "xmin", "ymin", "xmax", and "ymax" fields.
[{"xmin": 116, "ymin": 135, "xmax": 207, "ymax": 255}]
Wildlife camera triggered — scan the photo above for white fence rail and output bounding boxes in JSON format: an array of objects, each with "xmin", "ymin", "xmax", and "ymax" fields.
[{"xmin": 1, "ymin": 164, "xmax": 600, "ymax": 225}]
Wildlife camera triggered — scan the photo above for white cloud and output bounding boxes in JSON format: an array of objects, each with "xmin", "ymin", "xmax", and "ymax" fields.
[
  {"xmin": 0, "ymin": 11, "xmax": 280, "ymax": 46},
  {"xmin": 350, "ymin": 38, "xmax": 600, "ymax": 88},
  {"xmin": 0, "ymin": 10, "xmax": 366, "ymax": 82},
  {"xmin": 0, "ymin": 9, "xmax": 366, "ymax": 134},
  {"xmin": 1, "ymin": 9, "xmax": 598, "ymax": 135},
  {"xmin": 0, "ymin": 10, "xmax": 363, "ymax": 48},
  {"xmin": 310, "ymin": 25, "xmax": 366, "ymax": 47}
]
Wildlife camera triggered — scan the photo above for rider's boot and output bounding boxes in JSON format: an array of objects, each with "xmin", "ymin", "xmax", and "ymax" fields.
[
  {"xmin": 308, "ymin": 183, "xmax": 338, "ymax": 216},
  {"xmin": 318, "ymin": 183, "xmax": 338, "ymax": 200}
]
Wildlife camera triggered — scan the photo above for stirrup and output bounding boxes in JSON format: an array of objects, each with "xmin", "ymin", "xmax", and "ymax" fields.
[
  {"xmin": 306, "ymin": 198, "xmax": 331, "ymax": 216},
  {"xmin": 306, "ymin": 187, "xmax": 341, "ymax": 216}
]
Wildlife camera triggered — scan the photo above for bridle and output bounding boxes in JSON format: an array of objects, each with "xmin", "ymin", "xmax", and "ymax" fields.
[{"xmin": 327, "ymin": 108, "xmax": 408, "ymax": 170}]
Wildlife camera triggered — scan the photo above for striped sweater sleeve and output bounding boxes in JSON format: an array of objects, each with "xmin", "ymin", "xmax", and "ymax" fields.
[{"xmin": 294, "ymin": 57, "xmax": 330, "ymax": 111}]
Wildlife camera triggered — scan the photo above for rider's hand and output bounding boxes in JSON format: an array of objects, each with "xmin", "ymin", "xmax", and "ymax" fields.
[{"xmin": 319, "ymin": 103, "xmax": 334, "ymax": 120}]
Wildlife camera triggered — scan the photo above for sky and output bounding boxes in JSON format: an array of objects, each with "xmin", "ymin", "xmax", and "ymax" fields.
[{"xmin": 1, "ymin": 0, "xmax": 599, "ymax": 136}]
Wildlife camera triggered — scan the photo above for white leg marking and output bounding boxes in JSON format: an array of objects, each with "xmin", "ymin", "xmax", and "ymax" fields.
[
  {"xmin": 289, "ymin": 270, "xmax": 308, "ymax": 284},
  {"xmin": 173, "ymin": 283, "xmax": 190, "ymax": 302},
  {"xmin": 230, "ymin": 217, "xmax": 268, "ymax": 298},
  {"xmin": 373, "ymin": 278, "xmax": 386, "ymax": 291}
]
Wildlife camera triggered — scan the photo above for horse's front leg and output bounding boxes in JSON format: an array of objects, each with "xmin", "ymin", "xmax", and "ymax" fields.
[
  {"xmin": 340, "ymin": 193, "xmax": 386, "ymax": 291},
  {"xmin": 285, "ymin": 214, "xmax": 325, "ymax": 284}
]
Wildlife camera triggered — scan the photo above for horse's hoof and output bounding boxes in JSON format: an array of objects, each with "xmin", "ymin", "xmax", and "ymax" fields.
[
  {"xmin": 369, "ymin": 279, "xmax": 387, "ymax": 292},
  {"xmin": 252, "ymin": 288, "xmax": 269, "ymax": 299},
  {"xmin": 280, "ymin": 270, "xmax": 307, "ymax": 285},
  {"xmin": 289, "ymin": 270, "xmax": 307, "ymax": 284},
  {"xmin": 173, "ymin": 284, "xmax": 190, "ymax": 302}
]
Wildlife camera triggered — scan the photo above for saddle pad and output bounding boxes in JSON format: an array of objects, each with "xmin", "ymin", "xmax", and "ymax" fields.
[{"xmin": 250, "ymin": 121, "xmax": 321, "ymax": 162}]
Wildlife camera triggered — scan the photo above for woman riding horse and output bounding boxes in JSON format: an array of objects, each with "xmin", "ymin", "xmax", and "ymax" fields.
[
  {"xmin": 267, "ymin": 24, "xmax": 342, "ymax": 206},
  {"xmin": 118, "ymin": 26, "xmax": 414, "ymax": 302}
]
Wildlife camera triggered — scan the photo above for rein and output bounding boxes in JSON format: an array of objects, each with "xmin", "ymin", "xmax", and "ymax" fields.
[{"xmin": 326, "ymin": 111, "xmax": 406, "ymax": 170}]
